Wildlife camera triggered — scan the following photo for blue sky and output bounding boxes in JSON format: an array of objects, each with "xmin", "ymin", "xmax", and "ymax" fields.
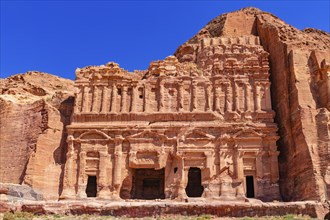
[{"xmin": 1, "ymin": 1, "xmax": 329, "ymax": 80}]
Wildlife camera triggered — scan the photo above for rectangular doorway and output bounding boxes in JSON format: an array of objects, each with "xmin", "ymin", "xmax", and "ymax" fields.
[
  {"xmin": 132, "ymin": 168, "xmax": 165, "ymax": 199},
  {"xmin": 245, "ymin": 175, "xmax": 255, "ymax": 198},
  {"xmin": 86, "ymin": 175, "xmax": 97, "ymax": 197}
]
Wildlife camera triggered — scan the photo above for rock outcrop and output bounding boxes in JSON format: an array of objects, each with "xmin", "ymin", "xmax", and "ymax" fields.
[
  {"xmin": 0, "ymin": 71, "xmax": 74, "ymax": 199},
  {"xmin": 0, "ymin": 7, "xmax": 329, "ymax": 206},
  {"xmin": 175, "ymin": 7, "xmax": 330, "ymax": 202}
]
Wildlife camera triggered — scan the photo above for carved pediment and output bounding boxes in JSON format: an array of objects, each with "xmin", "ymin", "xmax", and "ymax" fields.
[
  {"xmin": 79, "ymin": 130, "xmax": 110, "ymax": 140},
  {"xmin": 184, "ymin": 130, "xmax": 215, "ymax": 141},
  {"xmin": 233, "ymin": 129, "xmax": 264, "ymax": 139},
  {"xmin": 127, "ymin": 130, "xmax": 167, "ymax": 142}
]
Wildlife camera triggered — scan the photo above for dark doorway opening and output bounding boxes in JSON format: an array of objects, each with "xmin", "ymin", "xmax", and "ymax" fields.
[
  {"xmin": 132, "ymin": 168, "xmax": 165, "ymax": 200},
  {"xmin": 185, "ymin": 167, "xmax": 204, "ymax": 197},
  {"xmin": 86, "ymin": 176, "xmax": 97, "ymax": 197},
  {"xmin": 245, "ymin": 176, "xmax": 255, "ymax": 198}
]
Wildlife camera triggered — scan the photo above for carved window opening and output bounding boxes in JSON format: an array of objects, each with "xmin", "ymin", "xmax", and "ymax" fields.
[
  {"xmin": 117, "ymin": 88, "xmax": 122, "ymax": 96},
  {"xmin": 131, "ymin": 168, "xmax": 165, "ymax": 200},
  {"xmin": 86, "ymin": 175, "xmax": 97, "ymax": 197},
  {"xmin": 138, "ymin": 88, "xmax": 144, "ymax": 99},
  {"xmin": 245, "ymin": 175, "xmax": 255, "ymax": 198},
  {"xmin": 174, "ymin": 167, "xmax": 178, "ymax": 173},
  {"xmin": 185, "ymin": 167, "xmax": 204, "ymax": 197}
]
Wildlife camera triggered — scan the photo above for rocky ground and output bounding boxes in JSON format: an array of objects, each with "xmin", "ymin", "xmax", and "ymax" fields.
[
  {"xmin": 0, "ymin": 199, "xmax": 329, "ymax": 219},
  {"xmin": 0, "ymin": 213, "xmax": 319, "ymax": 220}
]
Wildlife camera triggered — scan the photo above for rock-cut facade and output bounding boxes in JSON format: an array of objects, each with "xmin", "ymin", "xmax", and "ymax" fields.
[{"xmin": 60, "ymin": 35, "xmax": 282, "ymax": 201}]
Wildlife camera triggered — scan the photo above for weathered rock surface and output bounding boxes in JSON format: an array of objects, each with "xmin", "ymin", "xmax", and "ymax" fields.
[
  {"xmin": 0, "ymin": 183, "xmax": 43, "ymax": 201},
  {"xmin": 0, "ymin": 200, "xmax": 329, "ymax": 219},
  {"xmin": 0, "ymin": 7, "xmax": 329, "ymax": 214},
  {"xmin": 175, "ymin": 7, "xmax": 330, "ymax": 202},
  {"xmin": 0, "ymin": 71, "xmax": 74, "ymax": 199}
]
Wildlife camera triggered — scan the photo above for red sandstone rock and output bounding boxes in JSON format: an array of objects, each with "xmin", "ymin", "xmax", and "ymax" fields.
[
  {"xmin": 0, "ymin": 6, "xmax": 329, "ymax": 218},
  {"xmin": 0, "ymin": 71, "xmax": 74, "ymax": 199}
]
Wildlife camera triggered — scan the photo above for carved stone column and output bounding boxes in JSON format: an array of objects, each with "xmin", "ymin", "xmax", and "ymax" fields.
[
  {"xmin": 144, "ymin": 85, "xmax": 149, "ymax": 112},
  {"xmin": 131, "ymin": 86, "xmax": 138, "ymax": 112},
  {"xmin": 74, "ymin": 86, "xmax": 83, "ymax": 113},
  {"xmin": 178, "ymin": 83, "xmax": 184, "ymax": 112},
  {"xmin": 263, "ymin": 82, "xmax": 272, "ymax": 110},
  {"xmin": 77, "ymin": 151, "xmax": 87, "ymax": 199},
  {"xmin": 214, "ymin": 85, "xmax": 221, "ymax": 112},
  {"xmin": 159, "ymin": 83, "xmax": 165, "ymax": 112},
  {"xmin": 256, "ymin": 152, "xmax": 264, "ymax": 179},
  {"xmin": 234, "ymin": 82, "xmax": 240, "ymax": 111},
  {"xmin": 205, "ymin": 151, "xmax": 215, "ymax": 177},
  {"xmin": 82, "ymin": 86, "xmax": 91, "ymax": 113},
  {"xmin": 92, "ymin": 86, "xmax": 101, "ymax": 113},
  {"xmin": 121, "ymin": 86, "xmax": 128, "ymax": 112},
  {"xmin": 101, "ymin": 85, "xmax": 110, "ymax": 113},
  {"xmin": 254, "ymin": 82, "xmax": 261, "ymax": 112},
  {"xmin": 177, "ymin": 156, "xmax": 188, "ymax": 199},
  {"xmin": 113, "ymin": 137, "xmax": 123, "ymax": 198},
  {"xmin": 269, "ymin": 151, "xmax": 280, "ymax": 183},
  {"xmin": 225, "ymin": 82, "xmax": 232, "ymax": 112},
  {"xmin": 236, "ymin": 149, "xmax": 244, "ymax": 181},
  {"xmin": 191, "ymin": 81, "xmax": 198, "ymax": 112},
  {"xmin": 111, "ymin": 84, "xmax": 117, "ymax": 113},
  {"xmin": 60, "ymin": 136, "xmax": 76, "ymax": 199},
  {"xmin": 97, "ymin": 150, "xmax": 111, "ymax": 198},
  {"xmin": 205, "ymin": 84, "xmax": 212, "ymax": 111},
  {"xmin": 244, "ymin": 83, "xmax": 252, "ymax": 112}
]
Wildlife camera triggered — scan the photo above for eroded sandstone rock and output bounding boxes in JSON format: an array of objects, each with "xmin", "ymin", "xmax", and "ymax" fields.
[
  {"xmin": 0, "ymin": 7, "xmax": 329, "ymax": 209},
  {"xmin": 0, "ymin": 71, "xmax": 74, "ymax": 199}
]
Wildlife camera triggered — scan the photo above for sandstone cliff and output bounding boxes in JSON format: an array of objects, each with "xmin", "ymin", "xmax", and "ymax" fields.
[
  {"xmin": 175, "ymin": 7, "xmax": 330, "ymax": 201},
  {"xmin": 0, "ymin": 72, "xmax": 74, "ymax": 199},
  {"xmin": 0, "ymin": 7, "xmax": 329, "ymax": 202}
]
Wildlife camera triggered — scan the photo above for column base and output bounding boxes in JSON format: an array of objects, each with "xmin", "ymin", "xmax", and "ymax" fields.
[
  {"xmin": 97, "ymin": 187, "xmax": 112, "ymax": 199},
  {"xmin": 59, "ymin": 189, "xmax": 76, "ymax": 200}
]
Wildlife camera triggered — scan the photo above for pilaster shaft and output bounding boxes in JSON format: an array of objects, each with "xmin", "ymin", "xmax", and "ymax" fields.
[
  {"xmin": 121, "ymin": 86, "xmax": 128, "ymax": 112},
  {"xmin": 244, "ymin": 83, "xmax": 251, "ymax": 112},
  {"xmin": 101, "ymin": 86, "xmax": 110, "ymax": 113},
  {"xmin": 82, "ymin": 86, "xmax": 91, "ymax": 113},
  {"xmin": 225, "ymin": 83, "xmax": 232, "ymax": 112},
  {"xmin": 77, "ymin": 151, "xmax": 87, "ymax": 198},
  {"xmin": 111, "ymin": 84, "xmax": 117, "ymax": 113}
]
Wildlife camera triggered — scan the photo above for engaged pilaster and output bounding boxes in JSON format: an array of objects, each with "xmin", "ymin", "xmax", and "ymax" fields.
[
  {"xmin": 225, "ymin": 82, "xmax": 232, "ymax": 112},
  {"xmin": 121, "ymin": 86, "xmax": 128, "ymax": 112},
  {"xmin": 113, "ymin": 136, "xmax": 123, "ymax": 199},
  {"xmin": 77, "ymin": 151, "xmax": 87, "ymax": 199},
  {"xmin": 254, "ymin": 82, "xmax": 261, "ymax": 112},
  {"xmin": 191, "ymin": 81, "xmax": 198, "ymax": 112},
  {"xmin": 131, "ymin": 86, "xmax": 138, "ymax": 112},
  {"xmin": 205, "ymin": 83, "xmax": 212, "ymax": 112},
  {"xmin": 178, "ymin": 83, "xmax": 184, "ymax": 112},
  {"xmin": 144, "ymin": 85, "xmax": 150, "ymax": 112},
  {"xmin": 244, "ymin": 83, "xmax": 252, "ymax": 112},
  {"xmin": 82, "ymin": 86, "xmax": 91, "ymax": 113},
  {"xmin": 111, "ymin": 84, "xmax": 118, "ymax": 113},
  {"xmin": 74, "ymin": 86, "xmax": 83, "ymax": 113},
  {"xmin": 97, "ymin": 150, "xmax": 111, "ymax": 198},
  {"xmin": 159, "ymin": 83, "xmax": 165, "ymax": 112},
  {"xmin": 92, "ymin": 86, "xmax": 101, "ymax": 113},
  {"xmin": 101, "ymin": 85, "xmax": 110, "ymax": 113},
  {"xmin": 60, "ymin": 136, "xmax": 76, "ymax": 199}
]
